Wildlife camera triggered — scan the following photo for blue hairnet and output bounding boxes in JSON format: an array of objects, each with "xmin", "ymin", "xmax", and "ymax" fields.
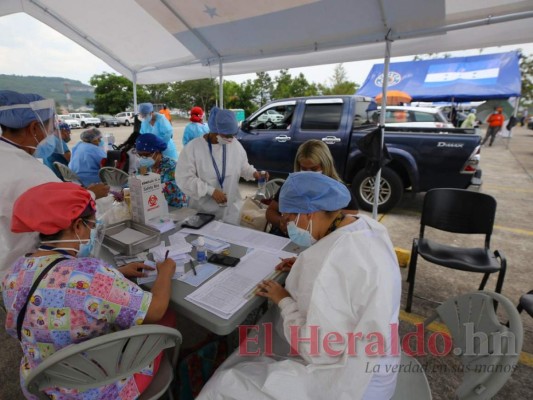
[
  {"xmin": 0, "ymin": 90, "xmax": 53, "ymax": 129},
  {"xmin": 138, "ymin": 103, "xmax": 153, "ymax": 116},
  {"xmin": 135, "ymin": 133, "xmax": 167, "ymax": 153},
  {"xmin": 279, "ymin": 172, "xmax": 351, "ymax": 213},
  {"xmin": 80, "ymin": 128, "xmax": 102, "ymax": 142},
  {"xmin": 208, "ymin": 107, "xmax": 238, "ymax": 135},
  {"xmin": 58, "ymin": 122, "xmax": 71, "ymax": 132}
]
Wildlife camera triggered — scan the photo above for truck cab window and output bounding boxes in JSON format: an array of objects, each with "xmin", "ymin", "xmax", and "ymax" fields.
[
  {"xmin": 250, "ymin": 105, "xmax": 295, "ymax": 130},
  {"xmin": 301, "ymin": 103, "xmax": 342, "ymax": 130}
]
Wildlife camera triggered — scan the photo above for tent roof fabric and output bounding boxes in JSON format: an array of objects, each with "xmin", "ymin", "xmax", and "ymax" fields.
[
  {"xmin": 356, "ymin": 51, "xmax": 522, "ymax": 101},
  {"xmin": 1, "ymin": 0, "xmax": 533, "ymax": 84}
]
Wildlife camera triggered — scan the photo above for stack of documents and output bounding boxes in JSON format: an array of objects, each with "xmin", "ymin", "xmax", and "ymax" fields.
[
  {"xmin": 191, "ymin": 237, "xmax": 230, "ymax": 253},
  {"xmin": 185, "ymin": 249, "xmax": 295, "ymax": 319}
]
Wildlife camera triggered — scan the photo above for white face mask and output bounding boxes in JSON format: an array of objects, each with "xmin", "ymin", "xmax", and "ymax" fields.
[{"xmin": 218, "ymin": 135, "xmax": 234, "ymax": 144}]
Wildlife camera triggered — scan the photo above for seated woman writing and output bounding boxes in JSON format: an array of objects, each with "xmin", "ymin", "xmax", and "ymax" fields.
[
  {"xmin": 1, "ymin": 182, "xmax": 176, "ymax": 399},
  {"xmin": 135, "ymin": 133, "xmax": 188, "ymax": 208},
  {"xmin": 266, "ymin": 139, "xmax": 358, "ymax": 237},
  {"xmin": 199, "ymin": 172, "xmax": 401, "ymax": 400}
]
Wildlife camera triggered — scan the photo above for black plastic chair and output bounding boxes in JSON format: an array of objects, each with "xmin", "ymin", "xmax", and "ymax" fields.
[
  {"xmin": 405, "ymin": 188, "xmax": 506, "ymax": 313},
  {"xmin": 517, "ymin": 290, "xmax": 533, "ymax": 318}
]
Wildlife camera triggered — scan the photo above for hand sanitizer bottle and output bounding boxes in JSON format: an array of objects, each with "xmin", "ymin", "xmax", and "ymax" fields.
[{"xmin": 196, "ymin": 236, "xmax": 207, "ymax": 264}]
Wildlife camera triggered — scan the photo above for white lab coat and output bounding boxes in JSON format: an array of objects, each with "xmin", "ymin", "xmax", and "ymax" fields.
[
  {"xmin": 198, "ymin": 215, "xmax": 402, "ymax": 400},
  {"xmin": 176, "ymin": 137, "xmax": 256, "ymax": 225},
  {"xmin": 0, "ymin": 140, "xmax": 60, "ymax": 281}
]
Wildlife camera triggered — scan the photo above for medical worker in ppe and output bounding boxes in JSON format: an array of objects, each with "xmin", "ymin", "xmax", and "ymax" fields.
[
  {"xmin": 0, "ymin": 90, "xmax": 108, "ymax": 282},
  {"xmin": 2, "ymin": 182, "xmax": 177, "ymax": 400},
  {"xmin": 139, "ymin": 102, "xmax": 178, "ymax": 160},
  {"xmin": 199, "ymin": 172, "xmax": 401, "ymax": 400},
  {"xmin": 69, "ymin": 128, "xmax": 107, "ymax": 186},
  {"xmin": 176, "ymin": 107, "xmax": 266, "ymax": 224},
  {"xmin": 183, "ymin": 106, "xmax": 209, "ymax": 146}
]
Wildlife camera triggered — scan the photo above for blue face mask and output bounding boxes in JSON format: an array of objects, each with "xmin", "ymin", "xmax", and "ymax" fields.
[
  {"xmin": 78, "ymin": 227, "xmax": 96, "ymax": 257},
  {"xmin": 33, "ymin": 134, "xmax": 58, "ymax": 160},
  {"xmin": 287, "ymin": 214, "xmax": 317, "ymax": 248},
  {"xmin": 139, "ymin": 157, "xmax": 155, "ymax": 169}
]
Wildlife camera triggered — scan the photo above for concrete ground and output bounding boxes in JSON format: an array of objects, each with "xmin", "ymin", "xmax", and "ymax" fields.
[{"xmin": 1, "ymin": 121, "xmax": 532, "ymax": 398}]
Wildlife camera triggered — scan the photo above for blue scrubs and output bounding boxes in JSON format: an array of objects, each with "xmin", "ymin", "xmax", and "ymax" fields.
[
  {"xmin": 140, "ymin": 113, "xmax": 178, "ymax": 160},
  {"xmin": 183, "ymin": 122, "xmax": 209, "ymax": 146},
  {"xmin": 69, "ymin": 142, "xmax": 106, "ymax": 186}
]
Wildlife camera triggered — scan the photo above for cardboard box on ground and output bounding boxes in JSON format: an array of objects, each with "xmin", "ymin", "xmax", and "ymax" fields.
[{"xmin": 129, "ymin": 172, "xmax": 169, "ymax": 224}]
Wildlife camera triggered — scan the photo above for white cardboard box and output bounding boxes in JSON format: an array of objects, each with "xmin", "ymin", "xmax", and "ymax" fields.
[{"xmin": 128, "ymin": 172, "xmax": 168, "ymax": 224}]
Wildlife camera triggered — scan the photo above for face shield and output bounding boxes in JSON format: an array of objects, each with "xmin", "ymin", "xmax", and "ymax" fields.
[
  {"xmin": 29, "ymin": 98, "xmax": 64, "ymax": 158},
  {"xmin": 90, "ymin": 219, "xmax": 106, "ymax": 258}
]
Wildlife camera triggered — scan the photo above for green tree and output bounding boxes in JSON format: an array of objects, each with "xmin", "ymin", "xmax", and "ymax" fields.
[
  {"xmin": 323, "ymin": 64, "xmax": 358, "ymax": 95},
  {"xmin": 253, "ymin": 72, "xmax": 273, "ymax": 106},
  {"xmin": 142, "ymin": 83, "xmax": 172, "ymax": 105},
  {"xmin": 168, "ymin": 79, "xmax": 217, "ymax": 112},
  {"xmin": 222, "ymin": 79, "xmax": 258, "ymax": 116},
  {"xmin": 271, "ymin": 69, "xmax": 294, "ymax": 100},
  {"xmin": 89, "ymin": 73, "xmax": 148, "ymax": 114},
  {"xmin": 519, "ymin": 53, "xmax": 533, "ymax": 108}
]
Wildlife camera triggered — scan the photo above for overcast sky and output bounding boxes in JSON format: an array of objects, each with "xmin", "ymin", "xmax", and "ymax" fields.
[{"xmin": 1, "ymin": 13, "xmax": 532, "ymax": 87}]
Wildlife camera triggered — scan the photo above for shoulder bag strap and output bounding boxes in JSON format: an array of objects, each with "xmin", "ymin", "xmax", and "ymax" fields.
[{"xmin": 16, "ymin": 257, "xmax": 67, "ymax": 341}]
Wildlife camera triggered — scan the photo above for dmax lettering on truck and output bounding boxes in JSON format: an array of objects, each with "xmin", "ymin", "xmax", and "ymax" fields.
[{"xmin": 437, "ymin": 142, "xmax": 464, "ymax": 148}]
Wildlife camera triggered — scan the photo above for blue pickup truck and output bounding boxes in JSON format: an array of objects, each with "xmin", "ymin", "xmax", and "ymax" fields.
[{"xmin": 237, "ymin": 95, "xmax": 482, "ymax": 212}]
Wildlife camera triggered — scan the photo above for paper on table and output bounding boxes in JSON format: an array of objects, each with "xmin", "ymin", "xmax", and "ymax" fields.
[
  {"xmin": 110, "ymin": 228, "xmax": 150, "ymax": 244},
  {"xmin": 178, "ymin": 263, "xmax": 221, "ymax": 287},
  {"xmin": 185, "ymin": 249, "xmax": 294, "ymax": 319},
  {"xmin": 137, "ymin": 260, "xmax": 184, "ymax": 285},
  {"xmin": 180, "ymin": 221, "xmax": 291, "ymax": 253},
  {"xmin": 191, "ymin": 237, "xmax": 230, "ymax": 253}
]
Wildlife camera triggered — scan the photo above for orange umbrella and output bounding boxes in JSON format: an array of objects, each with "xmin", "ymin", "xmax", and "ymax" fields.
[{"xmin": 375, "ymin": 90, "xmax": 412, "ymax": 105}]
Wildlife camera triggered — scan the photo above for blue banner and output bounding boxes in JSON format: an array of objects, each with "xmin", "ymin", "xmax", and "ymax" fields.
[{"xmin": 356, "ymin": 52, "xmax": 521, "ymax": 101}]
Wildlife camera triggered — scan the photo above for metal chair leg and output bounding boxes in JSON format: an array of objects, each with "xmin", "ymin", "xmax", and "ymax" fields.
[
  {"xmin": 493, "ymin": 250, "xmax": 506, "ymax": 294},
  {"xmin": 405, "ymin": 239, "xmax": 419, "ymax": 313},
  {"xmin": 478, "ymin": 273, "xmax": 490, "ymax": 290}
]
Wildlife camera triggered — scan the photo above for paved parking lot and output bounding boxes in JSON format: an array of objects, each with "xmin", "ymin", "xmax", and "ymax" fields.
[{"xmin": 1, "ymin": 120, "xmax": 531, "ymax": 399}]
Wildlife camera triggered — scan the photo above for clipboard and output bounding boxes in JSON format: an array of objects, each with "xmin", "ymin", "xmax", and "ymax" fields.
[{"xmin": 181, "ymin": 213, "xmax": 215, "ymax": 229}]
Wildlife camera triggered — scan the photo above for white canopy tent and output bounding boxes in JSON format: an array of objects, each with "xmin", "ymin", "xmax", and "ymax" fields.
[{"xmin": 2, "ymin": 0, "xmax": 533, "ymax": 216}]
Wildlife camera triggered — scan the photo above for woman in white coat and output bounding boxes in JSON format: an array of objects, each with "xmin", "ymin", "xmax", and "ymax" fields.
[
  {"xmin": 199, "ymin": 172, "xmax": 402, "ymax": 400},
  {"xmin": 176, "ymin": 107, "xmax": 265, "ymax": 224}
]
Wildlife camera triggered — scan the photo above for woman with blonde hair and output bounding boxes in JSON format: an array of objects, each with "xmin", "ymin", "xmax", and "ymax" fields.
[{"xmin": 266, "ymin": 139, "xmax": 358, "ymax": 237}]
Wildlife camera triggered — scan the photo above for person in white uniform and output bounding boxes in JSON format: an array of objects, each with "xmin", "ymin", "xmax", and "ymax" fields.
[
  {"xmin": 176, "ymin": 107, "xmax": 266, "ymax": 225},
  {"xmin": 0, "ymin": 90, "xmax": 108, "ymax": 282},
  {"xmin": 198, "ymin": 172, "xmax": 402, "ymax": 400}
]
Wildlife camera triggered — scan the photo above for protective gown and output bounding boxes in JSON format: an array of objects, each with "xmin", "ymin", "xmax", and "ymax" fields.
[
  {"xmin": 140, "ymin": 113, "xmax": 178, "ymax": 160},
  {"xmin": 176, "ymin": 136, "xmax": 256, "ymax": 225},
  {"xmin": 183, "ymin": 122, "xmax": 209, "ymax": 146},
  {"xmin": 198, "ymin": 215, "xmax": 402, "ymax": 400},
  {"xmin": 69, "ymin": 141, "xmax": 106, "ymax": 186},
  {"xmin": 0, "ymin": 139, "xmax": 60, "ymax": 281}
]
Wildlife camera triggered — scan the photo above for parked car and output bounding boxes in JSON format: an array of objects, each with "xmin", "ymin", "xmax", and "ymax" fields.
[
  {"xmin": 69, "ymin": 113, "xmax": 100, "ymax": 128},
  {"xmin": 257, "ymin": 109, "xmax": 284, "ymax": 123},
  {"xmin": 528, "ymin": 117, "xmax": 533, "ymax": 130},
  {"xmin": 58, "ymin": 114, "xmax": 81, "ymax": 129},
  {"xmin": 96, "ymin": 114, "xmax": 120, "ymax": 127},
  {"xmin": 371, "ymin": 106, "xmax": 454, "ymax": 128},
  {"xmin": 238, "ymin": 96, "xmax": 482, "ymax": 212},
  {"xmin": 115, "ymin": 111, "xmax": 135, "ymax": 126}
]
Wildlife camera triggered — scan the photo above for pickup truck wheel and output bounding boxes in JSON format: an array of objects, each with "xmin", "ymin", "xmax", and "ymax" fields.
[
  {"xmin": 95, "ymin": 124, "xmax": 100, "ymax": 128},
  {"xmin": 352, "ymin": 168, "xmax": 403, "ymax": 213},
  {"xmin": 124, "ymin": 120, "xmax": 130, "ymax": 126},
  {"xmin": 81, "ymin": 122, "xmax": 86, "ymax": 128}
]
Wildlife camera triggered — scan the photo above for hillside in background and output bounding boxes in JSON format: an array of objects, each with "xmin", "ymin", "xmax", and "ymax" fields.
[{"xmin": 0, "ymin": 75, "xmax": 94, "ymax": 111}]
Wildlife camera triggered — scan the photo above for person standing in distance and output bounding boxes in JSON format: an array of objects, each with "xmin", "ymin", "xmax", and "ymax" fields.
[
  {"xmin": 159, "ymin": 104, "xmax": 172, "ymax": 123},
  {"xmin": 482, "ymin": 107, "xmax": 504, "ymax": 146},
  {"xmin": 138, "ymin": 102, "xmax": 178, "ymax": 160},
  {"xmin": 183, "ymin": 106, "xmax": 209, "ymax": 146}
]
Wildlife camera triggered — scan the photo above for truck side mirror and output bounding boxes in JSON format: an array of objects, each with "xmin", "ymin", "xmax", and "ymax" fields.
[{"xmin": 241, "ymin": 120, "xmax": 250, "ymax": 132}]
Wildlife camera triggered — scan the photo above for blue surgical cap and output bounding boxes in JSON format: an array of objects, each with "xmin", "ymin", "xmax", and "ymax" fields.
[
  {"xmin": 138, "ymin": 103, "xmax": 154, "ymax": 116},
  {"xmin": 0, "ymin": 90, "xmax": 52, "ymax": 129},
  {"xmin": 80, "ymin": 128, "xmax": 102, "ymax": 142},
  {"xmin": 58, "ymin": 122, "xmax": 71, "ymax": 132},
  {"xmin": 135, "ymin": 133, "xmax": 168, "ymax": 153},
  {"xmin": 279, "ymin": 172, "xmax": 351, "ymax": 213},
  {"xmin": 208, "ymin": 107, "xmax": 238, "ymax": 135}
]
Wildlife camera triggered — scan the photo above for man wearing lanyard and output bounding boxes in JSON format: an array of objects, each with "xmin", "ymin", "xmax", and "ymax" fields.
[{"xmin": 176, "ymin": 107, "xmax": 268, "ymax": 224}]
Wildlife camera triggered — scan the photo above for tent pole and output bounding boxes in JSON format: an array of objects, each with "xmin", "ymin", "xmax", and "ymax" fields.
[
  {"xmin": 219, "ymin": 59, "xmax": 224, "ymax": 109},
  {"xmin": 132, "ymin": 72, "xmax": 138, "ymax": 113},
  {"xmin": 373, "ymin": 37, "xmax": 392, "ymax": 219}
]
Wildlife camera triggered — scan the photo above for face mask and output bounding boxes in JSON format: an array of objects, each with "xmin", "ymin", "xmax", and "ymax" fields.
[
  {"xmin": 287, "ymin": 214, "xmax": 317, "ymax": 248},
  {"xmin": 139, "ymin": 157, "xmax": 155, "ymax": 169},
  {"xmin": 78, "ymin": 228, "xmax": 97, "ymax": 257},
  {"xmin": 218, "ymin": 135, "xmax": 234, "ymax": 144},
  {"xmin": 31, "ymin": 134, "xmax": 58, "ymax": 160},
  {"xmin": 63, "ymin": 135, "xmax": 71, "ymax": 143}
]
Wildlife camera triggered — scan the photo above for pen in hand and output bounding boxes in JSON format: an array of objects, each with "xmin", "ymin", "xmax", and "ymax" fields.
[{"xmin": 165, "ymin": 249, "xmax": 170, "ymax": 260}]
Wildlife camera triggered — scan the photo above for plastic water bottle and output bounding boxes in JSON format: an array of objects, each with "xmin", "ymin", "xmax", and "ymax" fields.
[
  {"xmin": 257, "ymin": 170, "xmax": 266, "ymax": 198},
  {"xmin": 196, "ymin": 236, "xmax": 207, "ymax": 264}
]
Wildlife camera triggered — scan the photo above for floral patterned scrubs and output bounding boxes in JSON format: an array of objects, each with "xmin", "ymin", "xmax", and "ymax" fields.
[
  {"xmin": 154, "ymin": 156, "xmax": 187, "ymax": 208},
  {"xmin": 1, "ymin": 253, "xmax": 153, "ymax": 399}
]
